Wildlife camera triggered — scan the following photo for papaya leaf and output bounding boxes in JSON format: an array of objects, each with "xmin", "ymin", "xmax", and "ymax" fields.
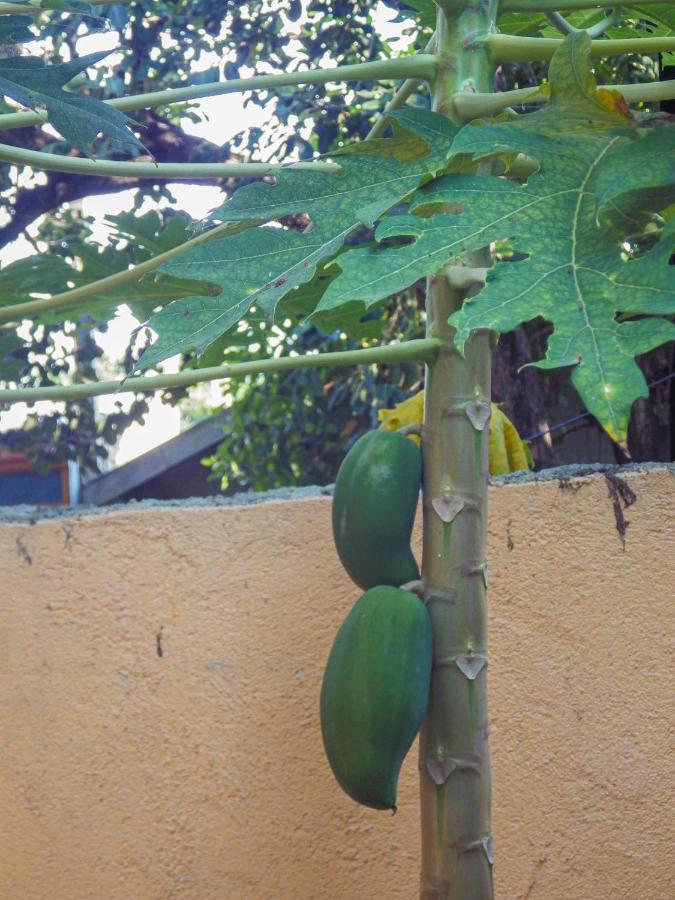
[
  {"xmin": 446, "ymin": 36, "xmax": 675, "ymax": 441},
  {"xmin": 0, "ymin": 15, "xmax": 34, "ymax": 44},
  {"xmin": 606, "ymin": 218, "xmax": 675, "ymax": 317},
  {"xmin": 315, "ymin": 34, "xmax": 675, "ymax": 441},
  {"xmin": 381, "ymin": 108, "xmax": 458, "ymax": 160},
  {"xmin": 278, "ymin": 256, "xmax": 387, "ymax": 340},
  {"xmin": 137, "ymin": 224, "xmax": 351, "ymax": 369},
  {"xmin": 38, "ymin": 1, "xmax": 102, "ymax": 18},
  {"xmin": 0, "ymin": 254, "xmax": 75, "ymax": 304},
  {"xmin": 497, "ymin": 13, "xmax": 548, "ymax": 36},
  {"xmin": 105, "ymin": 209, "xmax": 198, "ymax": 259},
  {"xmin": 312, "ymin": 210, "xmax": 474, "ymax": 313},
  {"xmin": 594, "ymin": 126, "xmax": 675, "ymax": 229},
  {"xmin": 397, "ymin": 1, "xmax": 437, "ymax": 29},
  {"xmin": 631, "ymin": 4, "xmax": 675, "ymax": 30},
  {"xmin": 43, "ymin": 272, "xmax": 219, "ymax": 327},
  {"xmin": 0, "ymin": 210, "xmax": 214, "ymax": 330},
  {"xmin": 205, "ymin": 109, "xmax": 454, "ymax": 227},
  {"xmin": 136, "ymin": 110, "xmax": 456, "ymax": 370},
  {"xmin": 0, "ymin": 328, "xmax": 26, "ymax": 382},
  {"xmin": 499, "ymin": 6, "xmax": 675, "ymax": 51},
  {"xmin": 0, "ymin": 51, "xmax": 144, "ymax": 155},
  {"xmin": 630, "ymin": 6, "xmax": 675, "ymax": 62},
  {"xmin": 327, "ymin": 118, "xmax": 432, "ymax": 162}
]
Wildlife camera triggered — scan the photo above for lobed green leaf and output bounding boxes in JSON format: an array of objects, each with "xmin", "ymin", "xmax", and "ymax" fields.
[
  {"xmin": 137, "ymin": 110, "xmax": 457, "ymax": 369},
  {"xmin": 0, "ymin": 51, "xmax": 145, "ymax": 155},
  {"xmin": 315, "ymin": 34, "xmax": 675, "ymax": 440}
]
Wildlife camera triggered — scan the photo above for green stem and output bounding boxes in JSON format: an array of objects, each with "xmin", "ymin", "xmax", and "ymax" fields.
[
  {"xmin": 545, "ymin": 10, "xmax": 582, "ymax": 35},
  {"xmin": 0, "ymin": 142, "xmax": 342, "ymax": 179},
  {"xmin": 0, "ymin": 0, "xmax": 130, "ymax": 8},
  {"xmin": 452, "ymin": 77, "xmax": 675, "ymax": 119},
  {"xmin": 544, "ymin": 9, "xmax": 619, "ymax": 37},
  {"xmin": 419, "ymin": 5, "xmax": 494, "ymax": 900},
  {"xmin": 485, "ymin": 33, "xmax": 675, "ymax": 62},
  {"xmin": 366, "ymin": 77, "xmax": 424, "ymax": 139},
  {"xmin": 0, "ymin": 56, "xmax": 438, "ymax": 132},
  {"xmin": 501, "ymin": 0, "xmax": 670, "ymax": 10},
  {"xmin": 586, "ymin": 9, "xmax": 621, "ymax": 38},
  {"xmin": 0, "ymin": 220, "xmax": 248, "ymax": 324},
  {"xmin": 367, "ymin": 36, "xmax": 438, "ymax": 139},
  {"xmin": 0, "ymin": 339, "xmax": 441, "ymax": 404},
  {"xmin": 585, "ymin": 11, "xmax": 620, "ymax": 39}
]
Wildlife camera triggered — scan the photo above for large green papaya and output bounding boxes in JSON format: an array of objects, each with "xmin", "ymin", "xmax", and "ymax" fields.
[
  {"xmin": 320, "ymin": 585, "xmax": 433, "ymax": 811},
  {"xmin": 332, "ymin": 430, "xmax": 421, "ymax": 590}
]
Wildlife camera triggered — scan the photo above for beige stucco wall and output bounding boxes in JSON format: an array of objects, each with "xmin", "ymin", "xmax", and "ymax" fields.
[{"xmin": 1, "ymin": 465, "xmax": 673, "ymax": 900}]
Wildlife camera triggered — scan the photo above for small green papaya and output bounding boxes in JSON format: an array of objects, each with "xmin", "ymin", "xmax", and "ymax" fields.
[
  {"xmin": 320, "ymin": 585, "xmax": 433, "ymax": 811},
  {"xmin": 332, "ymin": 430, "xmax": 421, "ymax": 590}
]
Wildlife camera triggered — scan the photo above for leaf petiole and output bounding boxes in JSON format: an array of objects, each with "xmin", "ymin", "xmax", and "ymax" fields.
[{"xmin": 0, "ymin": 339, "xmax": 442, "ymax": 405}]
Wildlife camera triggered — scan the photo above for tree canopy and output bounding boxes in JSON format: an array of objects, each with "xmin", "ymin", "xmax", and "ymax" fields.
[{"xmin": 0, "ymin": 0, "xmax": 671, "ymax": 485}]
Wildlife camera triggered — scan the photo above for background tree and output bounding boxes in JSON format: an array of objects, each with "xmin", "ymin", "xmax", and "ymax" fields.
[{"xmin": 0, "ymin": 0, "xmax": 672, "ymax": 484}]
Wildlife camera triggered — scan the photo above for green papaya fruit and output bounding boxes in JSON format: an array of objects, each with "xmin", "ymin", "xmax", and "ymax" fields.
[
  {"xmin": 320, "ymin": 585, "xmax": 433, "ymax": 811},
  {"xmin": 332, "ymin": 430, "xmax": 421, "ymax": 590}
]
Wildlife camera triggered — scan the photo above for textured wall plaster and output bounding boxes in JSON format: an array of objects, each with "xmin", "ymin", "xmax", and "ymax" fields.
[{"xmin": 1, "ymin": 465, "xmax": 673, "ymax": 899}]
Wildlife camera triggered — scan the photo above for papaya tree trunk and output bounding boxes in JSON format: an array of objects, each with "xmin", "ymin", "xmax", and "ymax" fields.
[{"xmin": 419, "ymin": 5, "xmax": 496, "ymax": 898}]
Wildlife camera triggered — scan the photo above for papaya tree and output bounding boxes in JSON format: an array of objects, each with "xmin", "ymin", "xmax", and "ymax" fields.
[{"xmin": 0, "ymin": 1, "xmax": 673, "ymax": 897}]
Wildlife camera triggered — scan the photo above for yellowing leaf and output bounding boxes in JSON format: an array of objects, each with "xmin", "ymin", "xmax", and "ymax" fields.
[
  {"xmin": 378, "ymin": 390, "xmax": 532, "ymax": 474},
  {"xmin": 378, "ymin": 391, "xmax": 425, "ymax": 445},
  {"xmin": 488, "ymin": 407, "xmax": 510, "ymax": 476},
  {"xmin": 595, "ymin": 87, "xmax": 632, "ymax": 120},
  {"xmin": 501, "ymin": 411, "xmax": 533, "ymax": 472}
]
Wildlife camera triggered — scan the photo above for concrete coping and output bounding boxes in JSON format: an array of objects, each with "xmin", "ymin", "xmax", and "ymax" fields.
[{"xmin": 0, "ymin": 460, "xmax": 672, "ymax": 524}]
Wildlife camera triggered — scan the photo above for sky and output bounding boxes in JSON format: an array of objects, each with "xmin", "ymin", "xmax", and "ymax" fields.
[{"xmin": 1, "ymin": 2, "xmax": 412, "ymax": 468}]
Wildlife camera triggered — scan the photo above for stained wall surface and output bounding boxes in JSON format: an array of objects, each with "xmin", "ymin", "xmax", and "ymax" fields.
[{"xmin": 1, "ymin": 466, "xmax": 673, "ymax": 900}]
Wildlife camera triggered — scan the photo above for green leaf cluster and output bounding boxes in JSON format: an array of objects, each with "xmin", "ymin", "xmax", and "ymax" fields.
[
  {"xmin": 137, "ymin": 109, "xmax": 456, "ymax": 370},
  {"xmin": 135, "ymin": 34, "xmax": 673, "ymax": 441},
  {"xmin": 0, "ymin": 51, "xmax": 145, "ymax": 155}
]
